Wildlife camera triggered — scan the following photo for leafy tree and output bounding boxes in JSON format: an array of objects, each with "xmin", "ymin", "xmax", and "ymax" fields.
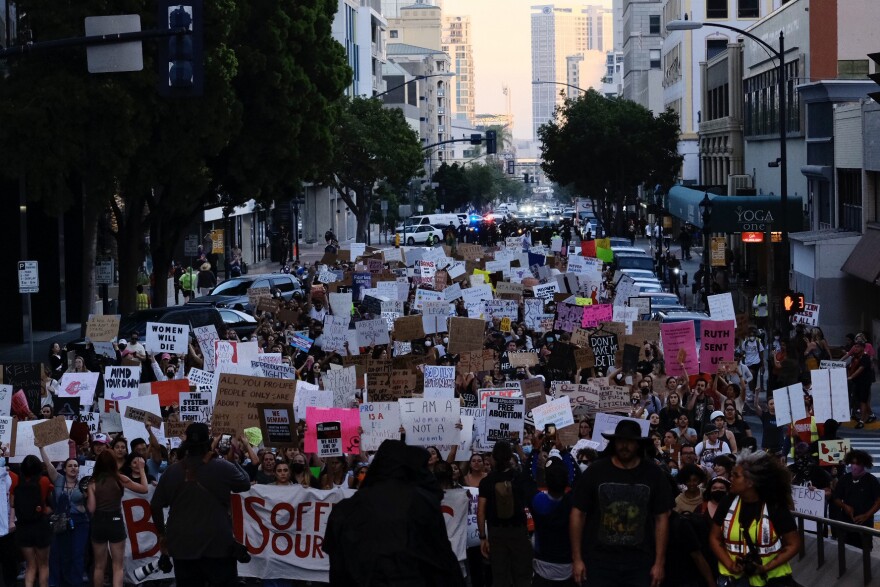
[
  {"xmin": 325, "ymin": 97, "xmax": 424, "ymax": 242},
  {"xmin": 432, "ymin": 163, "xmax": 470, "ymax": 210},
  {"xmin": 538, "ymin": 90, "xmax": 682, "ymax": 235}
]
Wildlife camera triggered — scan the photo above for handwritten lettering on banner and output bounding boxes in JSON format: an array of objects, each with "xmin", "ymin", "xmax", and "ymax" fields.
[
  {"xmin": 660, "ymin": 320, "xmax": 699, "ymax": 376},
  {"xmin": 581, "ymin": 304, "xmax": 612, "ymax": 328},
  {"xmin": 355, "ymin": 318, "xmax": 390, "ymax": 347},
  {"xmin": 212, "ymin": 374, "xmax": 297, "ymax": 435},
  {"xmin": 193, "ymin": 325, "xmax": 219, "ymax": 372},
  {"xmin": 554, "ymin": 303, "xmax": 584, "ymax": 333},
  {"xmin": 103, "ymin": 367, "xmax": 141, "ymax": 401},
  {"xmin": 321, "ymin": 315, "xmax": 349, "ymax": 352},
  {"xmin": 423, "ymin": 365, "xmax": 456, "ymax": 398},
  {"xmin": 323, "ymin": 366, "xmax": 358, "ymax": 408},
  {"xmin": 86, "ymin": 315, "xmax": 120, "ymax": 342},
  {"xmin": 359, "ymin": 402, "xmax": 402, "ymax": 451},
  {"xmin": 531, "ymin": 397, "xmax": 575, "ymax": 431},
  {"xmin": 699, "ymin": 320, "xmax": 735, "ymax": 374},
  {"xmin": 398, "ymin": 398, "xmax": 460, "ymax": 446}
]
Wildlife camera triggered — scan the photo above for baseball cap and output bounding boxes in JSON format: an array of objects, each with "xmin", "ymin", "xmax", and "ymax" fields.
[
  {"xmin": 160, "ymin": 353, "xmax": 172, "ymax": 361},
  {"xmin": 91, "ymin": 433, "xmax": 109, "ymax": 445},
  {"xmin": 118, "ymin": 339, "xmax": 128, "ymax": 346},
  {"xmin": 710, "ymin": 410, "xmax": 725, "ymax": 421}
]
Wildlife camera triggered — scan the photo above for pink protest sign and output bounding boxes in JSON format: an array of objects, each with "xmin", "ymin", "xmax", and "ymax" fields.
[
  {"xmin": 660, "ymin": 320, "xmax": 699, "ymax": 376},
  {"xmin": 699, "ymin": 320, "xmax": 735, "ymax": 374},
  {"xmin": 581, "ymin": 304, "xmax": 613, "ymax": 328},
  {"xmin": 304, "ymin": 407, "xmax": 361, "ymax": 454}
]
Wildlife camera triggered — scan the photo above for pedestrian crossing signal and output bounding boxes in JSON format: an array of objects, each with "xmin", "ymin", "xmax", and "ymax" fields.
[{"xmin": 783, "ymin": 292, "xmax": 805, "ymax": 314}]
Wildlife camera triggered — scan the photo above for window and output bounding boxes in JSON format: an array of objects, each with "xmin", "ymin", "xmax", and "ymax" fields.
[
  {"xmin": 743, "ymin": 59, "xmax": 801, "ymax": 137},
  {"xmin": 706, "ymin": 39, "xmax": 728, "ymax": 61},
  {"xmin": 649, "ymin": 15, "xmax": 660, "ymax": 35},
  {"xmin": 738, "ymin": 0, "xmax": 759, "ymax": 18},
  {"xmin": 389, "ymin": 30, "xmax": 398, "ymax": 39},
  {"xmin": 650, "ymin": 49, "xmax": 661, "ymax": 69},
  {"xmin": 838, "ymin": 60, "xmax": 869, "ymax": 80},
  {"xmin": 707, "ymin": 0, "xmax": 728, "ymax": 19}
]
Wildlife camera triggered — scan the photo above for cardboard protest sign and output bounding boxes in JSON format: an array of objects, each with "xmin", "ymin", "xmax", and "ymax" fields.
[
  {"xmin": 247, "ymin": 287, "xmax": 272, "ymax": 307},
  {"xmin": 304, "ymin": 407, "xmax": 360, "ymax": 454},
  {"xmin": 212, "ymin": 374, "xmax": 297, "ymax": 435},
  {"xmin": 11, "ymin": 419, "xmax": 72, "ymax": 463},
  {"xmin": 58, "ymin": 372, "xmax": 100, "ymax": 407},
  {"xmin": 660, "ymin": 320, "xmax": 699, "ymax": 376},
  {"xmin": 809, "ymin": 368, "xmax": 849, "ymax": 423},
  {"xmin": 699, "ymin": 320, "xmax": 735, "ymax": 374},
  {"xmin": 103, "ymin": 366, "xmax": 141, "ymax": 401},
  {"xmin": 179, "ymin": 391, "xmax": 214, "ymax": 422},
  {"xmin": 257, "ymin": 404, "xmax": 298, "ymax": 449},
  {"xmin": 123, "ymin": 405, "xmax": 163, "ymax": 428},
  {"xmin": 359, "ymin": 402, "xmax": 401, "ymax": 451},
  {"xmin": 145, "ymin": 322, "xmax": 190, "ymax": 355},
  {"xmin": 398, "ymin": 397, "xmax": 460, "ymax": 446},
  {"xmin": 771, "ymin": 383, "xmax": 807, "ymax": 427},
  {"xmin": 257, "ymin": 298, "xmax": 280, "ymax": 314},
  {"xmin": 86, "ymin": 315, "xmax": 120, "ymax": 342},
  {"xmin": 531, "ymin": 397, "xmax": 575, "ymax": 431},
  {"xmin": 323, "ymin": 366, "xmax": 358, "ymax": 408},
  {"xmin": 631, "ymin": 321, "xmax": 661, "ymax": 344},
  {"xmin": 164, "ymin": 420, "xmax": 191, "ymax": 440},
  {"xmin": 483, "ymin": 396, "xmax": 525, "ymax": 446},
  {"xmin": 447, "ymin": 317, "xmax": 486, "ymax": 353},
  {"xmin": 508, "ymin": 351, "xmax": 538, "ymax": 368},
  {"xmin": 423, "ymin": 365, "xmax": 456, "ymax": 398},
  {"xmin": 628, "ymin": 297, "xmax": 651, "ymax": 317},
  {"xmin": 32, "ymin": 416, "xmax": 70, "ymax": 448},
  {"xmin": 495, "ymin": 281, "xmax": 523, "ymax": 298},
  {"xmin": 392, "ymin": 315, "xmax": 426, "ymax": 342}
]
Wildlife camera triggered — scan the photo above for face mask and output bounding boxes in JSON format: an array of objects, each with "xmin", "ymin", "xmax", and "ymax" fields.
[
  {"xmin": 578, "ymin": 462, "xmax": 588, "ymax": 473},
  {"xmin": 443, "ymin": 337, "xmax": 449, "ymax": 345},
  {"xmin": 850, "ymin": 464, "xmax": 866, "ymax": 478},
  {"xmin": 424, "ymin": 340, "xmax": 432, "ymax": 347},
  {"xmin": 710, "ymin": 490, "xmax": 727, "ymax": 502},
  {"xmin": 522, "ymin": 445, "xmax": 532, "ymax": 456},
  {"xmin": 290, "ymin": 463, "xmax": 306, "ymax": 475}
]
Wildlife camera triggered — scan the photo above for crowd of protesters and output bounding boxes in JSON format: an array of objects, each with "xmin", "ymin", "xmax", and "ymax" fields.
[{"xmin": 0, "ymin": 218, "xmax": 878, "ymax": 587}]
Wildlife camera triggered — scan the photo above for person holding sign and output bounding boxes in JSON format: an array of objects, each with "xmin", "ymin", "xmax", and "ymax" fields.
[{"xmin": 40, "ymin": 447, "xmax": 90, "ymax": 587}]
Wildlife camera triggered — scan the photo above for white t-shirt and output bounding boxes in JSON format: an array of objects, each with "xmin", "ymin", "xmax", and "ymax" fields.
[
  {"xmin": 695, "ymin": 438, "xmax": 731, "ymax": 466},
  {"xmin": 739, "ymin": 337, "xmax": 764, "ymax": 367}
]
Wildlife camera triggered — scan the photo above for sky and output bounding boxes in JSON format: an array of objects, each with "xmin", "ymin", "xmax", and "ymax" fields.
[{"xmin": 438, "ymin": 0, "xmax": 613, "ymax": 140}]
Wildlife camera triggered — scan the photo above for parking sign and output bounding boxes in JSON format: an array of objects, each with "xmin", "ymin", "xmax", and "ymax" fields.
[{"xmin": 18, "ymin": 260, "xmax": 39, "ymax": 294}]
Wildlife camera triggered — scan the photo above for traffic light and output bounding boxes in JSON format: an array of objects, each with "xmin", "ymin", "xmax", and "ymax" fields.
[
  {"xmin": 869, "ymin": 52, "xmax": 880, "ymax": 103},
  {"xmin": 469, "ymin": 133, "xmax": 483, "ymax": 145},
  {"xmin": 158, "ymin": 1, "xmax": 204, "ymax": 96},
  {"xmin": 485, "ymin": 130, "xmax": 497, "ymax": 155},
  {"xmin": 783, "ymin": 291, "xmax": 806, "ymax": 314}
]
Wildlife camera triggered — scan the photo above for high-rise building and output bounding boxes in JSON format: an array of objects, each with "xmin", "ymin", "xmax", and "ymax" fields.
[
  {"xmin": 621, "ymin": 0, "xmax": 663, "ymax": 113},
  {"xmin": 386, "ymin": 0, "xmax": 441, "ymax": 50},
  {"xmin": 332, "ymin": 0, "xmax": 388, "ymax": 97},
  {"xmin": 441, "ymin": 15, "xmax": 475, "ymax": 124},
  {"xmin": 531, "ymin": 3, "xmax": 613, "ymax": 139}
]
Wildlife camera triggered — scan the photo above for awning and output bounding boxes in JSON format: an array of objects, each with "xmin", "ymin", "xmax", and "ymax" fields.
[
  {"xmin": 667, "ymin": 185, "xmax": 804, "ymax": 233},
  {"xmin": 841, "ymin": 228, "xmax": 880, "ymax": 284}
]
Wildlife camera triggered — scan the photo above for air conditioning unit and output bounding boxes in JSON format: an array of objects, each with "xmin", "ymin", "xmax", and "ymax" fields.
[{"xmin": 728, "ymin": 175, "xmax": 754, "ymax": 196}]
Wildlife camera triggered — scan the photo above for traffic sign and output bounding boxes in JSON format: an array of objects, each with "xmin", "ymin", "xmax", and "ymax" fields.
[
  {"xmin": 96, "ymin": 260, "xmax": 114, "ymax": 285},
  {"xmin": 18, "ymin": 260, "xmax": 39, "ymax": 294},
  {"xmin": 184, "ymin": 234, "xmax": 199, "ymax": 256}
]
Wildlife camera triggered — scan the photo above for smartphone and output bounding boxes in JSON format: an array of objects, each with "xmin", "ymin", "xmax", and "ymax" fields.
[{"xmin": 544, "ymin": 424, "xmax": 557, "ymax": 436}]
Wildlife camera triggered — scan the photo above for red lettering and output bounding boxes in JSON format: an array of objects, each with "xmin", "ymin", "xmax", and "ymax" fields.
[
  {"xmin": 294, "ymin": 533, "xmax": 312, "ymax": 558},
  {"xmin": 271, "ymin": 502, "xmax": 295, "ymax": 531},
  {"xmin": 441, "ymin": 504, "xmax": 454, "ymax": 517},
  {"xmin": 296, "ymin": 501, "xmax": 311, "ymax": 533},
  {"xmin": 272, "ymin": 533, "xmax": 293, "ymax": 556},
  {"xmin": 312, "ymin": 501, "xmax": 330, "ymax": 533},
  {"xmin": 122, "ymin": 498, "xmax": 159, "ymax": 559},
  {"xmin": 313, "ymin": 534, "xmax": 324, "ymax": 558},
  {"xmin": 244, "ymin": 496, "xmax": 270, "ymax": 554}
]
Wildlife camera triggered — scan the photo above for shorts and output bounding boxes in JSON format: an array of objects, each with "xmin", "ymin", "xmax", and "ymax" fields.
[
  {"xmin": 91, "ymin": 510, "xmax": 126, "ymax": 544},
  {"xmin": 15, "ymin": 519, "xmax": 52, "ymax": 549}
]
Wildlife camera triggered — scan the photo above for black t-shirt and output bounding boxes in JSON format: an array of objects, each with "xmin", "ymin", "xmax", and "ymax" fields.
[
  {"xmin": 759, "ymin": 411, "xmax": 782, "ymax": 451},
  {"xmin": 572, "ymin": 456, "xmax": 672, "ymax": 565},
  {"xmin": 711, "ymin": 495, "xmax": 797, "ymax": 537},
  {"xmin": 833, "ymin": 473, "xmax": 880, "ymax": 528},
  {"xmin": 478, "ymin": 468, "xmax": 532, "ymax": 528}
]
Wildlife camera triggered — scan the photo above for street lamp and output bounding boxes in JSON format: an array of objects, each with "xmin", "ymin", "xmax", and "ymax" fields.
[
  {"xmin": 374, "ymin": 73, "xmax": 455, "ymax": 99},
  {"xmin": 291, "ymin": 196, "xmax": 304, "ymax": 264},
  {"xmin": 699, "ymin": 192, "xmax": 713, "ymax": 308},
  {"xmin": 531, "ymin": 79, "xmax": 589, "ymax": 96}
]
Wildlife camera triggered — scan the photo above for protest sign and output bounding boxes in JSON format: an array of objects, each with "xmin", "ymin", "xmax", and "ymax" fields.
[
  {"xmin": 304, "ymin": 407, "xmax": 360, "ymax": 454},
  {"xmin": 532, "ymin": 282, "xmax": 559, "ymax": 301},
  {"xmin": 792, "ymin": 303, "xmax": 819, "ymax": 327},
  {"xmin": 791, "ymin": 485, "xmax": 824, "ymax": 532},
  {"xmin": 392, "ymin": 315, "xmax": 426, "ymax": 341},
  {"xmin": 398, "ymin": 397, "xmax": 460, "ymax": 446},
  {"xmin": 323, "ymin": 366, "xmax": 358, "ymax": 408},
  {"xmin": 508, "ymin": 351, "xmax": 538, "ymax": 368},
  {"xmin": 353, "ymin": 318, "xmax": 390, "ymax": 347},
  {"xmin": 591, "ymin": 413, "xmax": 650, "ymax": 451},
  {"xmin": 11, "ymin": 419, "xmax": 72, "ymax": 462},
  {"xmin": 810, "ymin": 368, "xmax": 849, "ymax": 423},
  {"xmin": 103, "ymin": 366, "xmax": 141, "ymax": 401},
  {"xmin": 117, "ymin": 394, "xmax": 166, "ymax": 446},
  {"xmin": 86, "ymin": 315, "xmax": 120, "ymax": 342},
  {"xmin": 186, "ymin": 367, "xmax": 219, "ymax": 395},
  {"xmin": 531, "ymin": 397, "xmax": 575, "ymax": 431},
  {"xmin": 484, "ymin": 300, "xmax": 518, "ymax": 322},
  {"xmin": 33, "ymin": 416, "xmax": 71, "ymax": 448},
  {"xmin": 660, "ymin": 320, "xmax": 699, "ymax": 376},
  {"xmin": 423, "ymin": 365, "xmax": 456, "ymax": 398},
  {"xmin": 581, "ymin": 304, "xmax": 612, "ymax": 328},
  {"xmin": 554, "ymin": 303, "xmax": 583, "ymax": 333},
  {"xmin": 495, "ymin": 281, "xmax": 523, "ymax": 297},
  {"xmin": 58, "ymin": 372, "xmax": 100, "ymax": 407},
  {"xmin": 257, "ymin": 298, "xmax": 280, "ymax": 314},
  {"xmin": 628, "ymin": 297, "xmax": 651, "ymax": 317},
  {"xmin": 150, "ymin": 379, "xmax": 189, "ymax": 407},
  {"xmin": 771, "ymin": 383, "xmax": 807, "ymax": 427},
  {"xmin": 699, "ymin": 320, "xmax": 735, "ymax": 374},
  {"xmin": 320, "ymin": 315, "xmax": 349, "ymax": 352},
  {"xmin": 447, "ymin": 317, "xmax": 485, "ymax": 353},
  {"xmin": 179, "ymin": 391, "xmax": 214, "ymax": 423},
  {"xmin": 328, "ymin": 292, "xmax": 352, "ymax": 318},
  {"xmin": 422, "ymin": 301, "xmax": 451, "ymax": 335},
  {"xmin": 251, "ymin": 360, "xmax": 295, "ymax": 380},
  {"xmin": 0, "ymin": 416, "xmax": 12, "ymax": 447},
  {"xmin": 524, "ymin": 299, "xmax": 544, "ymax": 330},
  {"xmin": 123, "ymin": 406, "xmax": 163, "ymax": 428},
  {"xmin": 315, "ymin": 422, "xmax": 343, "ymax": 457},
  {"xmin": 359, "ymin": 402, "xmax": 402, "ymax": 451},
  {"xmin": 258, "ymin": 404, "xmax": 298, "ymax": 449},
  {"xmin": 589, "ymin": 333, "xmax": 618, "ymax": 373},
  {"xmin": 817, "ymin": 438, "xmax": 851, "ymax": 467},
  {"xmin": 52, "ymin": 396, "xmax": 80, "ymax": 420},
  {"xmin": 247, "ymin": 287, "xmax": 272, "ymax": 307},
  {"xmin": 631, "ymin": 321, "xmax": 660, "ymax": 345},
  {"xmin": 292, "ymin": 382, "xmax": 332, "ymax": 422},
  {"xmin": 707, "ymin": 293, "xmax": 736, "ymax": 323},
  {"xmin": 0, "ymin": 385, "xmax": 10, "ymax": 418},
  {"xmin": 483, "ymin": 396, "xmax": 525, "ymax": 446},
  {"xmin": 145, "ymin": 322, "xmax": 189, "ymax": 355},
  {"xmin": 188, "ymin": 325, "xmax": 218, "ymax": 372},
  {"xmin": 212, "ymin": 374, "xmax": 297, "ymax": 435}
]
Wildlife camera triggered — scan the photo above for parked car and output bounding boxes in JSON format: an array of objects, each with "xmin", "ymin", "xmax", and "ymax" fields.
[
  {"xmin": 189, "ymin": 273, "xmax": 305, "ymax": 312},
  {"xmin": 218, "ymin": 308, "xmax": 258, "ymax": 339},
  {"xmin": 611, "ymin": 246, "xmax": 651, "ymax": 256},
  {"xmin": 619, "ymin": 268, "xmax": 659, "ymax": 281},
  {"xmin": 607, "ymin": 237, "xmax": 632, "ymax": 248},
  {"xmin": 396, "ymin": 225, "xmax": 444, "ymax": 246},
  {"xmin": 614, "ymin": 254, "xmax": 656, "ymax": 272}
]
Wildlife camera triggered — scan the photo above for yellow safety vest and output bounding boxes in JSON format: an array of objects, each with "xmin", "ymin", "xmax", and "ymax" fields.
[
  {"xmin": 720, "ymin": 496, "xmax": 792, "ymax": 586},
  {"xmin": 136, "ymin": 292, "xmax": 150, "ymax": 310}
]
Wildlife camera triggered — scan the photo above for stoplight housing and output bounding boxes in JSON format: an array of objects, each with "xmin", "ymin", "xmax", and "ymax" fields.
[
  {"xmin": 506, "ymin": 159, "xmax": 514, "ymax": 174},
  {"xmin": 783, "ymin": 291, "xmax": 806, "ymax": 314},
  {"xmin": 158, "ymin": 1, "xmax": 204, "ymax": 97},
  {"xmin": 485, "ymin": 130, "xmax": 497, "ymax": 155}
]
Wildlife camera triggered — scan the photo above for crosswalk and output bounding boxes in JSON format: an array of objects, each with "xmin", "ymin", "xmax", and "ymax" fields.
[{"xmin": 847, "ymin": 436, "xmax": 880, "ymax": 480}]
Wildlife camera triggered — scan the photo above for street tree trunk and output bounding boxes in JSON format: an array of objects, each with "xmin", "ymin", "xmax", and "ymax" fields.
[
  {"xmin": 149, "ymin": 195, "xmax": 201, "ymax": 308},
  {"xmin": 79, "ymin": 187, "xmax": 100, "ymax": 332},
  {"xmin": 113, "ymin": 191, "xmax": 146, "ymax": 315}
]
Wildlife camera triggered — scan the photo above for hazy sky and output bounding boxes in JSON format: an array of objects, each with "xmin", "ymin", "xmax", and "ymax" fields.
[{"xmin": 438, "ymin": 0, "xmax": 613, "ymax": 140}]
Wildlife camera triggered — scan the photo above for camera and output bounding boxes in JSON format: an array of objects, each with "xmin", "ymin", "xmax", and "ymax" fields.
[{"xmin": 133, "ymin": 554, "xmax": 173, "ymax": 581}]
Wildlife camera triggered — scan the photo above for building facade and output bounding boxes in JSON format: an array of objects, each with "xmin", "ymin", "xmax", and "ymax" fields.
[
  {"xmin": 441, "ymin": 15, "xmax": 475, "ymax": 125},
  {"xmin": 387, "ymin": 0, "xmax": 442, "ymax": 50},
  {"xmin": 621, "ymin": 0, "xmax": 664, "ymax": 113}
]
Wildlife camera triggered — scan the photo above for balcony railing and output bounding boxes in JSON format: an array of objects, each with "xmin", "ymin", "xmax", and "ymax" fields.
[{"xmin": 842, "ymin": 203, "xmax": 862, "ymax": 233}]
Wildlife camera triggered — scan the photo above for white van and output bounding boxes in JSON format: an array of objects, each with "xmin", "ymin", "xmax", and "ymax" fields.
[{"xmin": 398, "ymin": 214, "xmax": 462, "ymax": 231}]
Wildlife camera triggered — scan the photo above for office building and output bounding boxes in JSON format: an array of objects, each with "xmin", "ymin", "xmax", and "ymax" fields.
[{"xmin": 441, "ymin": 15, "xmax": 475, "ymax": 124}]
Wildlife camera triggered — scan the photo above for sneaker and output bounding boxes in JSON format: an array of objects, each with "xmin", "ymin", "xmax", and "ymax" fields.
[
  {"xmin": 855, "ymin": 420, "xmax": 865, "ymax": 429},
  {"xmin": 867, "ymin": 414, "xmax": 877, "ymax": 424}
]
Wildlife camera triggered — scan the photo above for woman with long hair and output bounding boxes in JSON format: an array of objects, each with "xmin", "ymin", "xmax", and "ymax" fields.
[
  {"xmin": 709, "ymin": 450, "xmax": 801, "ymax": 586},
  {"xmin": 13, "ymin": 455, "xmax": 53, "ymax": 587},
  {"xmin": 40, "ymin": 448, "xmax": 90, "ymax": 587},
  {"xmin": 86, "ymin": 450, "xmax": 148, "ymax": 587},
  {"xmin": 289, "ymin": 453, "xmax": 319, "ymax": 488}
]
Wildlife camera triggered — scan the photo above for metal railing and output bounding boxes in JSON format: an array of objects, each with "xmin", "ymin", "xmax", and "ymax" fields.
[{"xmin": 792, "ymin": 511, "xmax": 880, "ymax": 585}]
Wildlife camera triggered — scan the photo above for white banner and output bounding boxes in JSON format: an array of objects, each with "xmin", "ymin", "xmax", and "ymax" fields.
[
  {"xmin": 441, "ymin": 488, "xmax": 469, "ymax": 562},
  {"xmin": 103, "ymin": 366, "xmax": 141, "ymax": 402}
]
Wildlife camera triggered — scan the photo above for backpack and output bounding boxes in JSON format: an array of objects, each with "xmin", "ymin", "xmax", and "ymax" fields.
[
  {"xmin": 14, "ymin": 476, "xmax": 44, "ymax": 522},
  {"xmin": 494, "ymin": 479, "xmax": 515, "ymax": 520}
]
